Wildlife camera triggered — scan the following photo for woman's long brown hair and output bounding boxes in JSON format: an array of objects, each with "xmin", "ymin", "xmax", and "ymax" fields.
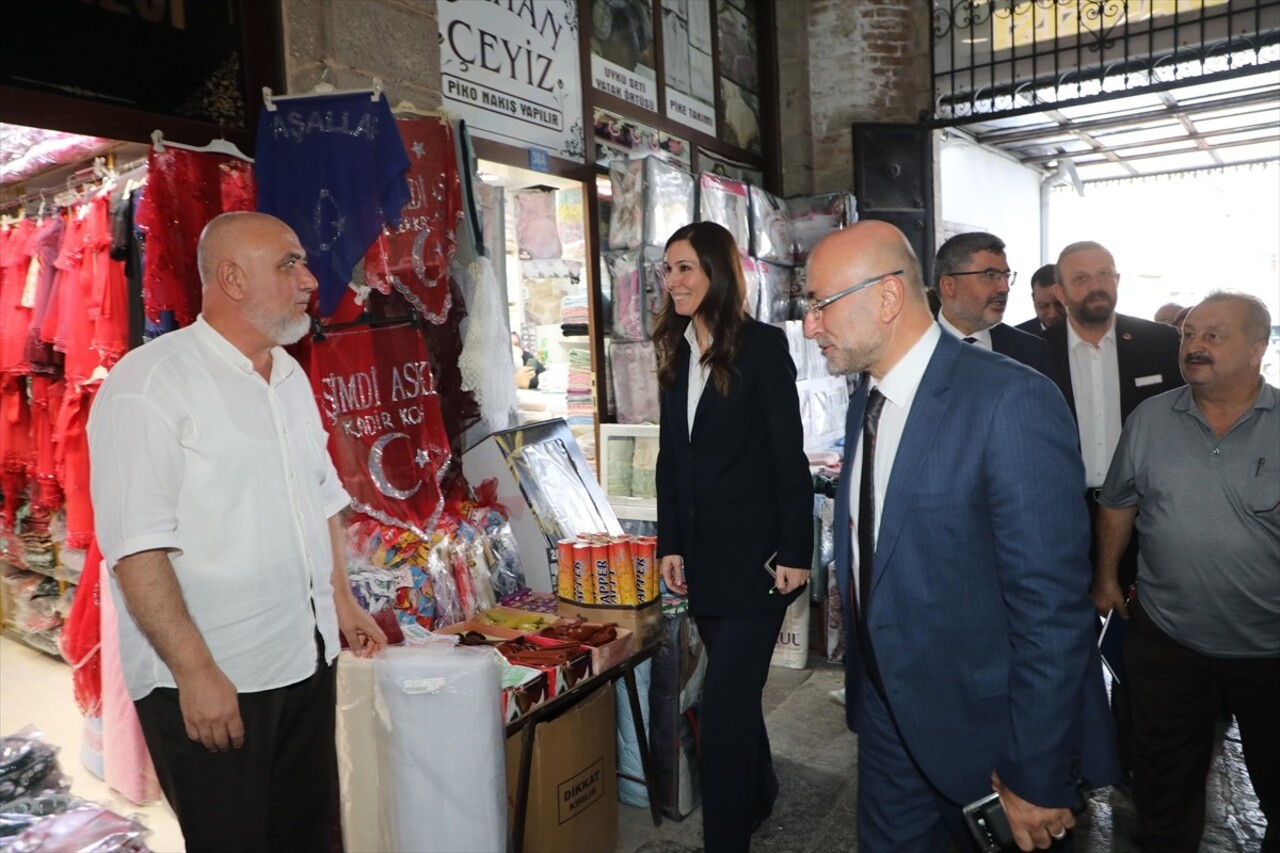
[{"xmin": 652, "ymin": 221, "xmax": 747, "ymax": 395}]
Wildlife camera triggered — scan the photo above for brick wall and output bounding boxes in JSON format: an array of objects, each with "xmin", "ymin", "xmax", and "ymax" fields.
[
  {"xmin": 787, "ymin": 0, "xmax": 932, "ymax": 195},
  {"xmin": 280, "ymin": 0, "xmax": 443, "ymax": 110}
]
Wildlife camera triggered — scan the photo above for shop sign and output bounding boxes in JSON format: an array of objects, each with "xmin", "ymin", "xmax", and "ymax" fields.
[
  {"xmin": 438, "ymin": 0, "xmax": 585, "ymax": 163},
  {"xmin": 309, "ymin": 324, "xmax": 451, "ymax": 538},
  {"xmin": 590, "ymin": 55, "xmax": 658, "ymax": 113},
  {"xmin": 665, "ymin": 88, "xmax": 715, "ymax": 136}
]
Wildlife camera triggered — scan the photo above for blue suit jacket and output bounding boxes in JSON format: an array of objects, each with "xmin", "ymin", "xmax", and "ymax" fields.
[{"xmin": 835, "ymin": 331, "xmax": 1117, "ymax": 807}]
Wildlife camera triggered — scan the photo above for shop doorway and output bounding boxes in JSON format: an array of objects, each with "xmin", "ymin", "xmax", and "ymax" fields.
[{"xmin": 475, "ymin": 160, "xmax": 599, "ymax": 471}]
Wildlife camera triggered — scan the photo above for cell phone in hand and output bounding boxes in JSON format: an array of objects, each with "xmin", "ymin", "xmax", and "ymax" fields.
[
  {"xmin": 962, "ymin": 791, "xmax": 1014, "ymax": 852},
  {"xmin": 763, "ymin": 552, "xmax": 777, "ymax": 579}
]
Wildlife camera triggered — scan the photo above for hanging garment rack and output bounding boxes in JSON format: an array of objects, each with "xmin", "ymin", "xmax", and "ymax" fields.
[
  {"xmin": 150, "ymin": 130, "xmax": 252, "ymax": 162},
  {"xmin": 310, "ymin": 311, "xmax": 421, "ymax": 342}
]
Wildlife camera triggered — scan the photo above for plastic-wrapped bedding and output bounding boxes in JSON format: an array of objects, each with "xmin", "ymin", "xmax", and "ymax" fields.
[{"xmin": 372, "ymin": 645, "xmax": 505, "ymax": 852}]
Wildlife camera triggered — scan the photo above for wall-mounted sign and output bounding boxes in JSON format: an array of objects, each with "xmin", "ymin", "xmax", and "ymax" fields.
[
  {"xmin": 439, "ymin": 0, "xmax": 585, "ymax": 162},
  {"xmin": 590, "ymin": 0, "xmax": 658, "ymax": 113}
]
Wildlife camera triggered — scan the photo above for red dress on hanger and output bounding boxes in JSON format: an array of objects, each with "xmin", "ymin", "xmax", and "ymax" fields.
[
  {"xmin": 0, "ymin": 220, "xmax": 35, "ymax": 529},
  {"xmin": 135, "ymin": 146, "xmax": 256, "ymax": 327}
]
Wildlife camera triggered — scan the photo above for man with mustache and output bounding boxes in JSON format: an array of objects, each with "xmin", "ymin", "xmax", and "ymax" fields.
[
  {"xmin": 1043, "ymin": 240, "xmax": 1183, "ymax": 792},
  {"xmin": 933, "ymin": 232, "xmax": 1054, "ymax": 377},
  {"xmin": 1093, "ymin": 292, "xmax": 1278, "ymax": 851}
]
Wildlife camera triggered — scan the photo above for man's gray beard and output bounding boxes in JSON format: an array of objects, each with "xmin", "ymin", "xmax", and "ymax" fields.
[
  {"xmin": 247, "ymin": 305, "xmax": 312, "ymax": 347},
  {"xmin": 276, "ymin": 313, "xmax": 312, "ymax": 346}
]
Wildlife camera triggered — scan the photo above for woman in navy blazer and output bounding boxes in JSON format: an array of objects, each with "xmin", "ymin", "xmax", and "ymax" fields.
[{"xmin": 654, "ymin": 222, "xmax": 813, "ymax": 852}]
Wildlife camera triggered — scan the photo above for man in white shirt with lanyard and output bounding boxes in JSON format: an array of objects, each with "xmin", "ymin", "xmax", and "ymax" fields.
[{"xmin": 88, "ymin": 211, "xmax": 385, "ymax": 852}]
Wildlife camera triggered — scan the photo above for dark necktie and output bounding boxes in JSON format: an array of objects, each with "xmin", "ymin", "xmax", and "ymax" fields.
[
  {"xmin": 857, "ymin": 387, "xmax": 887, "ymax": 691},
  {"xmin": 962, "ymin": 336, "xmax": 978, "ymax": 344}
]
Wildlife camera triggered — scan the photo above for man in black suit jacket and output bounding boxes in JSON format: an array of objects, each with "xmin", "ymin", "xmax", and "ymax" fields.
[
  {"xmin": 933, "ymin": 232, "xmax": 1054, "ymax": 378},
  {"xmin": 1014, "ymin": 263, "xmax": 1065, "ymax": 334},
  {"xmin": 1045, "ymin": 239, "xmax": 1184, "ymax": 788}
]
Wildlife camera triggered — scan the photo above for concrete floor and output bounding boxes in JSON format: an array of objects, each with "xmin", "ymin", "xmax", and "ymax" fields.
[{"xmin": 615, "ymin": 659, "xmax": 1270, "ymax": 853}]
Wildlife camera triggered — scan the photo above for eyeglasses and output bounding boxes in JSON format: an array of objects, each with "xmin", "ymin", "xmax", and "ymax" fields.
[
  {"xmin": 948, "ymin": 268, "xmax": 1017, "ymax": 286},
  {"xmin": 800, "ymin": 270, "xmax": 904, "ymax": 320}
]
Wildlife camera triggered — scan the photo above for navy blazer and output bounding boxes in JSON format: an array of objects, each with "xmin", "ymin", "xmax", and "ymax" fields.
[
  {"xmin": 656, "ymin": 320, "xmax": 813, "ymax": 617},
  {"xmin": 1014, "ymin": 317, "xmax": 1046, "ymax": 334},
  {"xmin": 1043, "ymin": 313, "xmax": 1183, "ymax": 424},
  {"xmin": 989, "ymin": 322, "xmax": 1054, "ymax": 380},
  {"xmin": 835, "ymin": 332, "xmax": 1117, "ymax": 807}
]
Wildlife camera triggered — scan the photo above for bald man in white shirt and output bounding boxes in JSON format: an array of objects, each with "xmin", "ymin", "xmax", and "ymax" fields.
[{"xmin": 88, "ymin": 212, "xmax": 385, "ymax": 853}]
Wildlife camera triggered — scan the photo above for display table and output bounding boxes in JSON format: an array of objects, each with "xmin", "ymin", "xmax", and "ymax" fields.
[{"xmin": 506, "ymin": 640, "xmax": 663, "ymax": 853}]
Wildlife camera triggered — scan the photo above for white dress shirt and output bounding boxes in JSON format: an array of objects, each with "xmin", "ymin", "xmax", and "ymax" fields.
[
  {"xmin": 684, "ymin": 321, "xmax": 711, "ymax": 438},
  {"xmin": 849, "ymin": 323, "xmax": 942, "ymax": 602},
  {"xmin": 1066, "ymin": 317, "xmax": 1122, "ymax": 487},
  {"xmin": 88, "ymin": 316, "xmax": 351, "ymax": 700},
  {"xmin": 937, "ymin": 311, "xmax": 991, "ymax": 349}
]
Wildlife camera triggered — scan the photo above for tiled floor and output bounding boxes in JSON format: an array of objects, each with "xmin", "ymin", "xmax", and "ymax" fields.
[{"xmin": 0, "ymin": 635, "xmax": 185, "ymax": 853}]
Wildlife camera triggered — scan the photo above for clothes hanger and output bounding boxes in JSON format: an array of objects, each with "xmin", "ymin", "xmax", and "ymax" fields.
[
  {"xmin": 392, "ymin": 100, "xmax": 450, "ymax": 124},
  {"xmin": 150, "ymin": 129, "xmax": 253, "ymax": 162},
  {"xmin": 262, "ymin": 61, "xmax": 384, "ymax": 112}
]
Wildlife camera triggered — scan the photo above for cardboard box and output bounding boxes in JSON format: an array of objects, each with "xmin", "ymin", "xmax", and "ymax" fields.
[
  {"xmin": 526, "ymin": 625, "xmax": 634, "ymax": 678},
  {"xmin": 506, "ymin": 687, "xmax": 618, "ymax": 853},
  {"xmin": 556, "ymin": 597, "xmax": 663, "ymax": 652},
  {"xmin": 497, "ymin": 657, "xmax": 551, "ymax": 723}
]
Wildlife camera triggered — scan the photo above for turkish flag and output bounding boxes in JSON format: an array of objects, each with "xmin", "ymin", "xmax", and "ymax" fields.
[
  {"xmin": 308, "ymin": 323, "xmax": 451, "ymax": 537},
  {"xmin": 362, "ymin": 116, "xmax": 462, "ymax": 324}
]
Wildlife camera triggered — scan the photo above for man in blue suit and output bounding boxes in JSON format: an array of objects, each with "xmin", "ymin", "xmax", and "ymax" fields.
[{"xmin": 803, "ymin": 221, "xmax": 1117, "ymax": 851}]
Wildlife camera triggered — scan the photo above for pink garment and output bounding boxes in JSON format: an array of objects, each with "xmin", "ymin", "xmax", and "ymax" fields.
[{"xmin": 100, "ymin": 575, "xmax": 161, "ymax": 805}]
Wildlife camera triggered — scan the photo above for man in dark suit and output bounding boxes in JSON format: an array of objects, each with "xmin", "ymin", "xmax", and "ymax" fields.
[
  {"xmin": 933, "ymin": 232, "xmax": 1054, "ymax": 377},
  {"xmin": 803, "ymin": 221, "xmax": 1116, "ymax": 850},
  {"xmin": 1044, "ymin": 240, "xmax": 1184, "ymax": 790},
  {"xmin": 1015, "ymin": 263, "xmax": 1066, "ymax": 334}
]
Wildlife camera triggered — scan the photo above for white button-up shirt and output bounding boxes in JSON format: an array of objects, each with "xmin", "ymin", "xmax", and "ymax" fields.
[
  {"xmin": 1066, "ymin": 317, "xmax": 1122, "ymax": 488},
  {"xmin": 850, "ymin": 323, "xmax": 941, "ymax": 602},
  {"xmin": 684, "ymin": 321, "xmax": 711, "ymax": 437},
  {"xmin": 88, "ymin": 316, "xmax": 351, "ymax": 700}
]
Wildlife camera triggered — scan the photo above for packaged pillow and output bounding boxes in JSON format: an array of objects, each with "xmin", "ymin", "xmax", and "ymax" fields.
[
  {"xmin": 697, "ymin": 172, "xmax": 750, "ymax": 252},
  {"xmin": 748, "ymin": 185, "xmax": 794, "ymax": 264}
]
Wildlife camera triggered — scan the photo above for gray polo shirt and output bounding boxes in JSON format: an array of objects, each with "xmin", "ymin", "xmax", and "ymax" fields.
[{"xmin": 1101, "ymin": 381, "xmax": 1280, "ymax": 658}]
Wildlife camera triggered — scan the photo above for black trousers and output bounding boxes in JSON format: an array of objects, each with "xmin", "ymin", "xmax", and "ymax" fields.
[
  {"xmin": 133, "ymin": 653, "xmax": 338, "ymax": 853},
  {"xmin": 696, "ymin": 608, "xmax": 786, "ymax": 853},
  {"xmin": 1127, "ymin": 600, "xmax": 1279, "ymax": 852},
  {"xmin": 1086, "ymin": 489, "xmax": 1138, "ymax": 779}
]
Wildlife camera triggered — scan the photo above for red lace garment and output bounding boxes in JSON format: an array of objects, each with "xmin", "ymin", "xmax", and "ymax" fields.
[
  {"xmin": 0, "ymin": 218, "xmax": 35, "ymax": 375},
  {"xmin": 362, "ymin": 116, "xmax": 462, "ymax": 324},
  {"xmin": 135, "ymin": 146, "xmax": 256, "ymax": 327}
]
